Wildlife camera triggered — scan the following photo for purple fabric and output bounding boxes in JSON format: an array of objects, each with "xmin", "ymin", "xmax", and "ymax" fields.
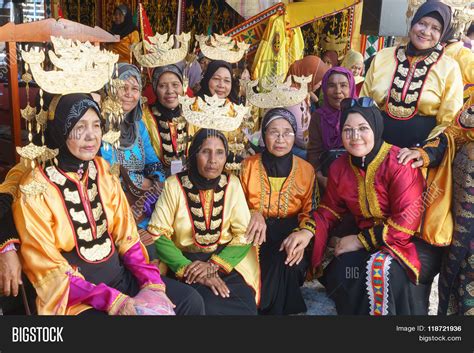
[
  {"xmin": 316, "ymin": 67, "xmax": 357, "ymax": 151},
  {"xmin": 121, "ymin": 242, "xmax": 164, "ymax": 288},
  {"xmin": 67, "ymin": 275, "xmax": 122, "ymax": 312}
]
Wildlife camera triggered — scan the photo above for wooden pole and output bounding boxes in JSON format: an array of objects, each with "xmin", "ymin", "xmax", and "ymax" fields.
[{"xmin": 6, "ymin": 42, "xmax": 21, "ymax": 163}]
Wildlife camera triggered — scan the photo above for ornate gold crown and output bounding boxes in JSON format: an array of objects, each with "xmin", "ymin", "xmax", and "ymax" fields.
[
  {"xmin": 132, "ymin": 32, "xmax": 191, "ymax": 68},
  {"xmin": 179, "ymin": 94, "xmax": 249, "ymax": 132},
  {"xmin": 21, "ymin": 36, "xmax": 118, "ymax": 94},
  {"xmin": 246, "ymin": 74, "xmax": 312, "ymax": 108},
  {"xmin": 196, "ymin": 34, "xmax": 249, "ymax": 63}
]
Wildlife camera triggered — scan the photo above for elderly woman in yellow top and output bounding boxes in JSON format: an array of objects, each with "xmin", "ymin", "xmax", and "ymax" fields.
[
  {"xmin": 13, "ymin": 94, "xmax": 173, "ymax": 315},
  {"xmin": 147, "ymin": 128, "xmax": 260, "ymax": 315}
]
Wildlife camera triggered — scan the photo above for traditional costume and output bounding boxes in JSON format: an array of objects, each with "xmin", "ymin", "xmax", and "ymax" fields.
[
  {"xmin": 240, "ymin": 108, "xmax": 319, "ymax": 315},
  {"xmin": 313, "ymin": 104, "xmax": 439, "ymax": 315},
  {"xmin": 107, "ymin": 5, "xmax": 139, "ymax": 64}
]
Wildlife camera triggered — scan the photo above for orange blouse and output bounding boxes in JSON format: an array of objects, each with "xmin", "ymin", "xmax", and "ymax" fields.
[{"xmin": 240, "ymin": 154, "xmax": 319, "ymax": 233}]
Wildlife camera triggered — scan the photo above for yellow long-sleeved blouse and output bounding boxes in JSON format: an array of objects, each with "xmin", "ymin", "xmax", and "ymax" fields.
[
  {"xmin": 147, "ymin": 173, "xmax": 260, "ymax": 297},
  {"xmin": 361, "ymin": 46, "xmax": 464, "ymax": 128},
  {"xmin": 12, "ymin": 157, "xmax": 143, "ymax": 315}
]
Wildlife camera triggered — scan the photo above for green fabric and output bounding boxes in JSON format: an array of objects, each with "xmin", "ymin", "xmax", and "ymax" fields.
[
  {"xmin": 154, "ymin": 236, "xmax": 191, "ymax": 274},
  {"xmin": 216, "ymin": 244, "xmax": 251, "ymax": 269}
]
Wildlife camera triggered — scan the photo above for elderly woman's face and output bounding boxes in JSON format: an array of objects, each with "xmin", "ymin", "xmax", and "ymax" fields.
[
  {"xmin": 326, "ymin": 73, "xmax": 350, "ymax": 110},
  {"xmin": 341, "ymin": 112, "xmax": 374, "ymax": 158},
  {"xmin": 264, "ymin": 118, "xmax": 295, "ymax": 157},
  {"xmin": 409, "ymin": 16, "xmax": 442, "ymax": 51},
  {"xmin": 66, "ymin": 108, "xmax": 102, "ymax": 161},
  {"xmin": 156, "ymin": 72, "xmax": 183, "ymax": 109},
  {"xmin": 113, "ymin": 9, "xmax": 125, "ymax": 25},
  {"xmin": 209, "ymin": 67, "xmax": 232, "ymax": 99},
  {"xmin": 118, "ymin": 76, "xmax": 140, "ymax": 114},
  {"xmin": 196, "ymin": 137, "xmax": 227, "ymax": 179},
  {"xmin": 350, "ymin": 63, "xmax": 364, "ymax": 77}
]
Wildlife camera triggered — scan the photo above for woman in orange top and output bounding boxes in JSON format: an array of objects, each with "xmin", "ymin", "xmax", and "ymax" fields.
[
  {"xmin": 240, "ymin": 108, "xmax": 319, "ymax": 315},
  {"xmin": 108, "ymin": 4, "xmax": 139, "ymax": 64}
]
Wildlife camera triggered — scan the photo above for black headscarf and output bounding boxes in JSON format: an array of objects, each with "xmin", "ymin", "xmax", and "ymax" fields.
[
  {"xmin": 407, "ymin": 0, "xmax": 452, "ymax": 56},
  {"xmin": 340, "ymin": 104, "xmax": 384, "ymax": 171},
  {"xmin": 187, "ymin": 128, "xmax": 229, "ymax": 190},
  {"xmin": 261, "ymin": 108, "xmax": 297, "ymax": 178},
  {"xmin": 110, "ymin": 4, "xmax": 137, "ymax": 39},
  {"xmin": 45, "ymin": 93, "xmax": 102, "ymax": 174},
  {"xmin": 197, "ymin": 60, "xmax": 239, "ymax": 104},
  {"xmin": 151, "ymin": 65, "xmax": 183, "ymax": 121}
]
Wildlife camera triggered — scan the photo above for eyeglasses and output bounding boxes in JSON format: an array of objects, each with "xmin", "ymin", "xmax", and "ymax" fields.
[
  {"xmin": 342, "ymin": 126, "xmax": 372, "ymax": 140},
  {"xmin": 340, "ymin": 97, "xmax": 376, "ymax": 112},
  {"xmin": 266, "ymin": 131, "xmax": 295, "ymax": 140}
]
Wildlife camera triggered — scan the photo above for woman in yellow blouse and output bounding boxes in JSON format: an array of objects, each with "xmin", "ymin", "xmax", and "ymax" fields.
[
  {"xmin": 361, "ymin": 1, "xmax": 463, "ymax": 148},
  {"xmin": 240, "ymin": 108, "xmax": 319, "ymax": 315},
  {"xmin": 361, "ymin": 1, "xmax": 465, "ymax": 251},
  {"xmin": 12, "ymin": 94, "xmax": 172, "ymax": 315},
  {"xmin": 108, "ymin": 5, "xmax": 139, "ymax": 64},
  {"xmin": 147, "ymin": 128, "xmax": 260, "ymax": 315}
]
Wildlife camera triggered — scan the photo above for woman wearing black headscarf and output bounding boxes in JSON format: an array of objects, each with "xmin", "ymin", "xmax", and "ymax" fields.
[
  {"xmin": 108, "ymin": 4, "xmax": 139, "ymax": 63},
  {"xmin": 12, "ymin": 93, "xmax": 175, "ymax": 315},
  {"xmin": 196, "ymin": 60, "xmax": 239, "ymax": 104},
  {"xmin": 312, "ymin": 98, "xmax": 441, "ymax": 315},
  {"xmin": 360, "ymin": 0, "xmax": 464, "ymax": 264},
  {"xmin": 148, "ymin": 128, "xmax": 260, "ymax": 315},
  {"xmin": 240, "ymin": 108, "xmax": 319, "ymax": 315}
]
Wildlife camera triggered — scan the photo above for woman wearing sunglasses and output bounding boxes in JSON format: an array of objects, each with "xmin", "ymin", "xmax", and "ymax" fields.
[{"xmin": 312, "ymin": 98, "xmax": 439, "ymax": 315}]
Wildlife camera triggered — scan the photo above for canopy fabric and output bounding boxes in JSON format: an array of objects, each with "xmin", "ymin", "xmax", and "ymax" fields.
[{"xmin": 286, "ymin": 0, "xmax": 361, "ymax": 29}]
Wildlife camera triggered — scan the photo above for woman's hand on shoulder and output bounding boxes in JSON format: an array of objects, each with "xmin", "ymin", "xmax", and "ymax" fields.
[
  {"xmin": 397, "ymin": 148, "xmax": 423, "ymax": 168},
  {"xmin": 245, "ymin": 211, "xmax": 267, "ymax": 246}
]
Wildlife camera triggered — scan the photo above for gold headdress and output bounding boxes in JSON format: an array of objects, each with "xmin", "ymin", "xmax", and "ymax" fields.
[
  {"xmin": 18, "ymin": 36, "xmax": 118, "ymax": 196},
  {"xmin": 131, "ymin": 32, "xmax": 191, "ymax": 68},
  {"xmin": 179, "ymin": 94, "xmax": 249, "ymax": 132},
  {"xmin": 21, "ymin": 36, "xmax": 118, "ymax": 94},
  {"xmin": 246, "ymin": 74, "xmax": 312, "ymax": 109},
  {"xmin": 195, "ymin": 34, "xmax": 249, "ymax": 63}
]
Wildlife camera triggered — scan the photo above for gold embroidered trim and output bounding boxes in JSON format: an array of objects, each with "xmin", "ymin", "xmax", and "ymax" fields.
[
  {"xmin": 257, "ymin": 157, "xmax": 266, "ymax": 213},
  {"xmin": 77, "ymin": 227, "xmax": 93, "ymax": 242},
  {"xmin": 194, "ymin": 232, "xmax": 220, "ymax": 245},
  {"xmin": 187, "ymin": 192, "xmax": 200, "ymax": 204},
  {"xmin": 79, "ymin": 238, "xmax": 112, "ymax": 262},
  {"xmin": 108, "ymin": 293, "xmax": 128, "ymax": 315},
  {"xmin": 382, "ymin": 225, "xmax": 420, "ymax": 284},
  {"xmin": 365, "ymin": 142, "xmax": 391, "ymax": 219},
  {"xmin": 357, "ymin": 233, "xmax": 371, "ymax": 251},
  {"xmin": 191, "ymin": 207, "xmax": 204, "ymax": 218},
  {"xmin": 175, "ymin": 264, "xmax": 187, "ymax": 279},
  {"xmin": 193, "ymin": 220, "xmax": 207, "ymax": 231},
  {"xmin": 210, "ymin": 254, "xmax": 233, "ymax": 273},
  {"xmin": 0, "ymin": 238, "xmax": 20, "ymax": 251},
  {"xmin": 387, "ymin": 218, "xmax": 415, "ymax": 235},
  {"xmin": 214, "ymin": 190, "xmax": 224, "ymax": 202},
  {"xmin": 181, "ymin": 175, "xmax": 193, "ymax": 189},
  {"xmin": 212, "ymin": 205, "xmax": 223, "ymax": 217},
  {"xmin": 141, "ymin": 283, "xmax": 166, "ymax": 292},
  {"xmin": 281, "ymin": 158, "xmax": 297, "ymax": 218},
  {"xmin": 350, "ymin": 161, "xmax": 371, "ymax": 219},
  {"xmin": 319, "ymin": 204, "xmax": 342, "ymax": 221},
  {"xmin": 64, "ymin": 188, "xmax": 80, "ymax": 204},
  {"xmin": 147, "ymin": 224, "xmax": 173, "ymax": 239},
  {"xmin": 69, "ymin": 209, "xmax": 88, "ymax": 224},
  {"xmin": 369, "ymin": 227, "xmax": 378, "ymax": 248},
  {"xmin": 415, "ymin": 148, "xmax": 431, "ymax": 168}
]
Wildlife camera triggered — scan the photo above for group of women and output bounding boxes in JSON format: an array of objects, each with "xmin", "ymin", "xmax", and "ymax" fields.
[{"xmin": 0, "ymin": 0, "xmax": 472, "ymax": 316}]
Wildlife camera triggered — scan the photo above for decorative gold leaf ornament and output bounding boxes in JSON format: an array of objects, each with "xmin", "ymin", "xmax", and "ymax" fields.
[{"xmin": 195, "ymin": 33, "xmax": 249, "ymax": 63}]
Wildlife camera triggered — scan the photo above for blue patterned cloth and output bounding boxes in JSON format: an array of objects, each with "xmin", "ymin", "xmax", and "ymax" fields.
[{"xmin": 101, "ymin": 120, "xmax": 165, "ymax": 229}]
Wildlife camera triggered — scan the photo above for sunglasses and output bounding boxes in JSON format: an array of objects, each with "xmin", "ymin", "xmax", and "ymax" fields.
[{"xmin": 340, "ymin": 97, "xmax": 377, "ymax": 112}]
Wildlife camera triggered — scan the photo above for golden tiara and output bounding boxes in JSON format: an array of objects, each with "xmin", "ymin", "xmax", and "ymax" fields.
[
  {"xmin": 246, "ymin": 74, "xmax": 312, "ymax": 108},
  {"xmin": 132, "ymin": 32, "xmax": 191, "ymax": 68},
  {"xmin": 179, "ymin": 94, "xmax": 249, "ymax": 132},
  {"xmin": 196, "ymin": 33, "xmax": 249, "ymax": 63},
  {"xmin": 21, "ymin": 36, "xmax": 118, "ymax": 94}
]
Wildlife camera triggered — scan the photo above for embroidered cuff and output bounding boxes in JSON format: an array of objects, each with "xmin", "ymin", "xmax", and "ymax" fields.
[
  {"xmin": 147, "ymin": 224, "xmax": 173, "ymax": 240},
  {"xmin": 0, "ymin": 238, "xmax": 20, "ymax": 253},
  {"xmin": 107, "ymin": 293, "xmax": 129, "ymax": 315},
  {"xmin": 414, "ymin": 148, "xmax": 430, "ymax": 168},
  {"xmin": 357, "ymin": 233, "xmax": 372, "ymax": 251},
  {"xmin": 175, "ymin": 264, "xmax": 187, "ymax": 279},
  {"xmin": 299, "ymin": 220, "xmax": 316, "ymax": 234},
  {"xmin": 141, "ymin": 283, "xmax": 166, "ymax": 292},
  {"xmin": 210, "ymin": 254, "xmax": 233, "ymax": 274}
]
